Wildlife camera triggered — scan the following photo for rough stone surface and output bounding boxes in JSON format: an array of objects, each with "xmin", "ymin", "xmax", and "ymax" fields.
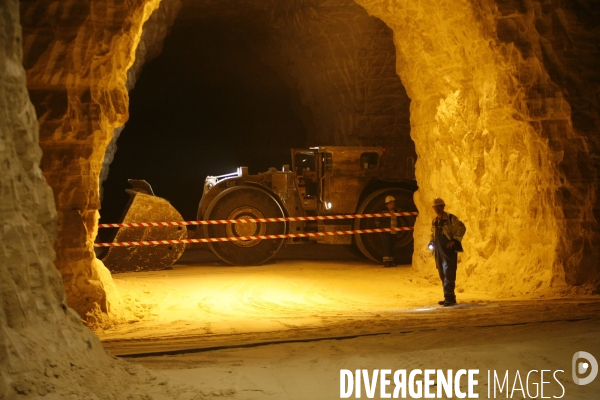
[
  {"xmin": 356, "ymin": 0, "xmax": 599, "ymax": 294},
  {"xmin": 13, "ymin": 0, "xmax": 600, "ymax": 329},
  {"xmin": 100, "ymin": 0, "xmax": 183, "ymax": 201},
  {"xmin": 0, "ymin": 2, "xmax": 204, "ymax": 398},
  {"xmin": 2, "ymin": 0, "xmax": 599, "ymax": 396},
  {"xmin": 496, "ymin": 0, "xmax": 600, "ymax": 287},
  {"xmin": 20, "ymin": 0, "xmax": 167, "ymax": 319}
]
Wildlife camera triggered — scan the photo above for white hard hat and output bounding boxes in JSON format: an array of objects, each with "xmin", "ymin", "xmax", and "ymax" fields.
[
  {"xmin": 385, "ymin": 195, "xmax": 396, "ymax": 204},
  {"xmin": 432, "ymin": 197, "xmax": 445, "ymax": 207}
]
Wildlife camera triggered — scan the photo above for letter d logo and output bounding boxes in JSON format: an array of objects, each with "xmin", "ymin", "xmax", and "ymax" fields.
[{"xmin": 572, "ymin": 351, "xmax": 598, "ymax": 385}]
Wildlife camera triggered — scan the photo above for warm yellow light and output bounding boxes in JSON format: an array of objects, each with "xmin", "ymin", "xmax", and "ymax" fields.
[{"xmin": 99, "ymin": 262, "xmax": 496, "ymax": 340}]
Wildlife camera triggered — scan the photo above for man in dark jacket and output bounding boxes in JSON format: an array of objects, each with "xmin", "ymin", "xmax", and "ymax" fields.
[
  {"xmin": 428, "ymin": 197, "xmax": 466, "ymax": 306},
  {"xmin": 380, "ymin": 195, "xmax": 399, "ymax": 267}
]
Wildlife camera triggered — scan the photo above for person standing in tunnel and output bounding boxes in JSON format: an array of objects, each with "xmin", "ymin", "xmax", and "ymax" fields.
[
  {"xmin": 380, "ymin": 195, "xmax": 399, "ymax": 267},
  {"xmin": 429, "ymin": 198, "xmax": 466, "ymax": 307}
]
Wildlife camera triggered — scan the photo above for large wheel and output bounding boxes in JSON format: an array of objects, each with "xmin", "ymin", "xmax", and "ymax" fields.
[
  {"xmin": 203, "ymin": 186, "xmax": 286, "ymax": 265},
  {"xmin": 354, "ymin": 188, "xmax": 417, "ymax": 264}
]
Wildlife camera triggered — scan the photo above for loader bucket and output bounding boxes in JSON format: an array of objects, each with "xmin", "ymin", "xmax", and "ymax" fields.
[{"xmin": 101, "ymin": 180, "xmax": 187, "ymax": 273}]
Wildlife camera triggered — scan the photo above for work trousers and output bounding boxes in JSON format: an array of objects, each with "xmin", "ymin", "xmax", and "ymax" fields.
[
  {"xmin": 434, "ymin": 245, "xmax": 458, "ymax": 303},
  {"xmin": 381, "ymin": 232, "xmax": 395, "ymax": 262}
]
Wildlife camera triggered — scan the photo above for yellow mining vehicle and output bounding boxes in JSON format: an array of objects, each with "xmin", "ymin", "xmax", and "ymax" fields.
[{"xmin": 102, "ymin": 147, "xmax": 417, "ymax": 271}]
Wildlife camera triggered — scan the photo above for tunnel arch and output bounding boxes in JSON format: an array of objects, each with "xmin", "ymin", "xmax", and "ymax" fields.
[
  {"xmin": 355, "ymin": 0, "xmax": 598, "ymax": 294},
  {"xmin": 100, "ymin": 0, "xmax": 416, "ymax": 216},
  {"xmin": 20, "ymin": 0, "xmax": 599, "ymax": 323}
]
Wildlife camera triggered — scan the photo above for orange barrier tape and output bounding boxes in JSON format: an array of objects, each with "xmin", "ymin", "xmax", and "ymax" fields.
[
  {"xmin": 94, "ymin": 226, "xmax": 414, "ymax": 247},
  {"xmin": 98, "ymin": 212, "xmax": 418, "ymax": 229}
]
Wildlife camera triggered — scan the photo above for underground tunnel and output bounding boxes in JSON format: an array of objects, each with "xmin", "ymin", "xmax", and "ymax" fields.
[
  {"xmin": 98, "ymin": 7, "xmax": 311, "ymax": 226},
  {"xmin": 96, "ymin": 0, "xmax": 416, "ymax": 271},
  {"xmin": 2, "ymin": 0, "xmax": 600, "ymax": 398}
]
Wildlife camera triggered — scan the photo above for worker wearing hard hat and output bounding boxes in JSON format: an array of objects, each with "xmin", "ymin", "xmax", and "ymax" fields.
[
  {"xmin": 380, "ymin": 195, "xmax": 400, "ymax": 267},
  {"xmin": 428, "ymin": 198, "xmax": 466, "ymax": 306}
]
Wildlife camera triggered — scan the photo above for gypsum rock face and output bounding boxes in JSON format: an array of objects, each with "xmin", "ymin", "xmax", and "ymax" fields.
[
  {"xmin": 20, "ymin": 0, "xmax": 166, "ymax": 319},
  {"xmin": 355, "ymin": 0, "xmax": 599, "ymax": 294},
  {"xmin": 0, "ymin": 2, "xmax": 206, "ymax": 398},
  {"xmin": 100, "ymin": 0, "xmax": 183, "ymax": 201},
  {"xmin": 491, "ymin": 0, "xmax": 600, "ymax": 288}
]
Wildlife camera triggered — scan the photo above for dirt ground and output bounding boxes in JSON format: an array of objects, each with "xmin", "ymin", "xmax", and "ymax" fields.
[{"xmin": 97, "ymin": 247, "xmax": 600, "ymax": 399}]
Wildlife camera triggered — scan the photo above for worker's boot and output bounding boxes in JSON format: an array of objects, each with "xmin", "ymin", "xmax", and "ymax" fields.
[{"xmin": 383, "ymin": 257, "xmax": 396, "ymax": 267}]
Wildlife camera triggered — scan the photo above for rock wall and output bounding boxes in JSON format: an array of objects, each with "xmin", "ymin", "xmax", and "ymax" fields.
[
  {"xmin": 0, "ymin": 2, "xmax": 200, "ymax": 397},
  {"xmin": 356, "ymin": 0, "xmax": 600, "ymax": 294},
  {"xmin": 14, "ymin": 0, "xmax": 600, "ymax": 327},
  {"xmin": 9, "ymin": 0, "xmax": 597, "ymax": 396},
  {"xmin": 493, "ymin": 0, "xmax": 600, "ymax": 287},
  {"xmin": 20, "ymin": 0, "xmax": 168, "ymax": 320},
  {"xmin": 21, "ymin": 0, "xmax": 415, "ymax": 321},
  {"xmin": 100, "ymin": 0, "xmax": 182, "ymax": 201}
]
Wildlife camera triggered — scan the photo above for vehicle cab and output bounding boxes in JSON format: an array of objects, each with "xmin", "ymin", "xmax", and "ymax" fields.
[{"xmin": 291, "ymin": 146, "xmax": 385, "ymax": 214}]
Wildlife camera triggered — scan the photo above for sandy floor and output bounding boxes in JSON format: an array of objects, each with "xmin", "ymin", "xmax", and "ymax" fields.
[
  {"xmin": 98, "ymin": 248, "xmax": 600, "ymax": 399},
  {"xmin": 133, "ymin": 319, "xmax": 600, "ymax": 399},
  {"xmin": 100, "ymin": 248, "xmax": 496, "ymax": 342}
]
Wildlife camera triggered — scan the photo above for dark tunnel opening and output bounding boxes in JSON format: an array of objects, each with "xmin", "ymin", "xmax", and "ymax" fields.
[
  {"xmin": 98, "ymin": 11, "xmax": 308, "ymax": 234},
  {"xmin": 97, "ymin": 0, "xmax": 417, "ymax": 250}
]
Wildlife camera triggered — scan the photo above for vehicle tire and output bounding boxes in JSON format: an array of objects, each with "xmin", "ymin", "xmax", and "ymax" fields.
[
  {"xmin": 203, "ymin": 186, "xmax": 286, "ymax": 265},
  {"xmin": 353, "ymin": 188, "xmax": 417, "ymax": 264}
]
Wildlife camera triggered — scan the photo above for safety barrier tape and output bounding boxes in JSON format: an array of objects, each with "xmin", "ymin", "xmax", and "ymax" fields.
[
  {"xmin": 94, "ymin": 226, "xmax": 414, "ymax": 247},
  {"xmin": 98, "ymin": 212, "xmax": 418, "ymax": 228}
]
